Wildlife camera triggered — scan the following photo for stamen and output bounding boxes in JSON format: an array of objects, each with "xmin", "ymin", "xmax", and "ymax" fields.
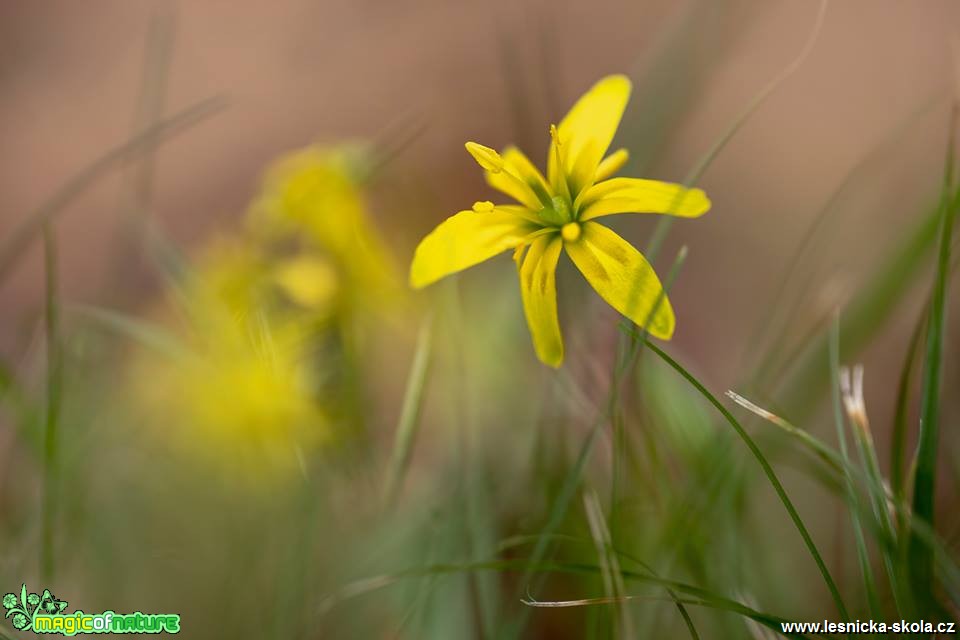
[
  {"xmin": 466, "ymin": 142, "xmax": 549, "ymax": 210},
  {"xmin": 465, "ymin": 142, "xmax": 504, "ymax": 173},
  {"xmin": 549, "ymin": 125, "xmax": 571, "ymax": 200},
  {"xmin": 472, "ymin": 200, "xmax": 495, "ymax": 213}
]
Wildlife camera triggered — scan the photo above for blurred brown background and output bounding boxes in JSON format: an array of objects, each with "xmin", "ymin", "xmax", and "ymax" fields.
[{"xmin": 1, "ymin": 0, "xmax": 957, "ymax": 391}]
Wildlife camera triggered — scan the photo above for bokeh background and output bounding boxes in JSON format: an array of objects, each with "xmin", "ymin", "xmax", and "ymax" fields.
[{"xmin": 2, "ymin": 1, "xmax": 959, "ymax": 638}]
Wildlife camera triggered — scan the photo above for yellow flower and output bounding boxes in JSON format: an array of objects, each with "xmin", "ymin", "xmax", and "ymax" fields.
[
  {"xmin": 131, "ymin": 297, "xmax": 326, "ymax": 482},
  {"xmin": 192, "ymin": 236, "xmax": 340, "ymax": 318},
  {"xmin": 248, "ymin": 145, "xmax": 398, "ymax": 309},
  {"xmin": 410, "ymin": 75, "xmax": 711, "ymax": 367}
]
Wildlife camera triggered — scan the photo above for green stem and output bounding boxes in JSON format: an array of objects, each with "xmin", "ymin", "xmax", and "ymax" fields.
[{"xmin": 40, "ymin": 224, "xmax": 62, "ymax": 584}]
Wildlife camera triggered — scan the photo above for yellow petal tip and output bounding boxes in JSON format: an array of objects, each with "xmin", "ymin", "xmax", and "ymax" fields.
[{"xmin": 465, "ymin": 142, "xmax": 504, "ymax": 173}]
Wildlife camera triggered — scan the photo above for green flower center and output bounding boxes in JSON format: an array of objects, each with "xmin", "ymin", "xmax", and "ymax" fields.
[{"xmin": 537, "ymin": 195, "xmax": 574, "ymax": 226}]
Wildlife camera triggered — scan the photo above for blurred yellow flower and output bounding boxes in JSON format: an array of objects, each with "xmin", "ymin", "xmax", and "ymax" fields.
[
  {"xmin": 131, "ymin": 295, "xmax": 325, "ymax": 481},
  {"xmin": 410, "ymin": 75, "xmax": 710, "ymax": 367},
  {"xmin": 129, "ymin": 143, "xmax": 401, "ymax": 480},
  {"xmin": 248, "ymin": 144, "xmax": 398, "ymax": 312}
]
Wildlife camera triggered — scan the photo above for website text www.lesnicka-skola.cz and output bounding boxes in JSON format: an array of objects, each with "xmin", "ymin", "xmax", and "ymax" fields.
[{"xmin": 780, "ymin": 620, "xmax": 956, "ymax": 635}]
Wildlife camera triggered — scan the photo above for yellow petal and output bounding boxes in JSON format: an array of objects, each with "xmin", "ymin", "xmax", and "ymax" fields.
[
  {"xmin": 485, "ymin": 146, "xmax": 551, "ymax": 210},
  {"xmin": 557, "ymin": 75, "xmax": 632, "ymax": 195},
  {"xmin": 564, "ymin": 222, "xmax": 674, "ymax": 338},
  {"xmin": 410, "ymin": 210, "xmax": 537, "ymax": 288},
  {"xmin": 577, "ymin": 178, "xmax": 710, "ymax": 221},
  {"xmin": 519, "ymin": 234, "xmax": 564, "ymax": 367},
  {"xmin": 594, "ymin": 148, "xmax": 630, "ymax": 182}
]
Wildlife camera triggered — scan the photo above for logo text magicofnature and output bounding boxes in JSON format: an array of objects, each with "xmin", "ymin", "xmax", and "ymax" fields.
[{"xmin": 4, "ymin": 585, "xmax": 180, "ymax": 636}]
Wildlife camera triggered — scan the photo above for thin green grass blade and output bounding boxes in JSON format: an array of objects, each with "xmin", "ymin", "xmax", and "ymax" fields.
[
  {"xmin": 321, "ymin": 560, "xmax": 810, "ymax": 639},
  {"xmin": 641, "ymin": 341, "xmax": 850, "ymax": 622},
  {"xmin": 748, "ymin": 94, "xmax": 943, "ymax": 383},
  {"xmin": 498, "ymin": 533, "xmax": 701, "ymax": 640},
  {"xmin": 40, "ymin": 224, "xmax": 62, "ymax": 584},
  {"xmin": 622, "ymin": 0, "xmax": 761, "ymax": 176},
  {"xmin": 776, "ymin": 191, "xmax": 945, "ymax": 418},
  {"xmin": 891, "ymin": 310, "xmax": 926, "ymax": 502},
  {"xmin": 829, "ymin": 319, "xmax": 882, "ymax": 618},
  {"xmin": 0, "ymin": 96, "xmax": 227, "ymax": 286},
  {"xmin": 500, "ymin": 247, "xmax": 688, "ymax": 640},
  {"xmin": 384, "ymin": 314, "xmax": 434, "ymax": 506},
  {"xmin": 726, "ymin": 390, "xmax": 843, "ymax": 475},
  {"xmin": 644, "ymin": 0, "xmax": 827, "ymax": 263},
  {"xmin": 583, "ymin": 491, "xmax": 634, "ymax": 639},
  {"xmin": 69, "ymin": 304, "xmax": 188, "ymax": 358},
  {"xmin": 909, "ymin": 109, "xmax": 960, "ymax": 613},
  {"xmin": 104, "ymin": 8, "xmax": 176, "ymax": 303}
]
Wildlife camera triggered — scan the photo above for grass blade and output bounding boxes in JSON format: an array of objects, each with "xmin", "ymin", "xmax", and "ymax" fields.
[
  {"xmin": 40, "ymin": 225, "xmax": 62, "ymax": 583},
  {"xmin": 644, "ymin": 0, "xmax": 828, "ymax": 263},
  {"xmin": 322, "ymin": 560, "xmax": 810, "ymax": 639},
  {"xmin": 641, "ymin": 341, "xmax": 850, "ymax": 622},
  {"xmin": 829, "ymin": 320, "xmax": 882, "ymax": 618},
  {"xmin": 908, "ymin": 108, "xmax": 960, "ymax": 612},
  {"xmin": 891, "ymin": 309, "xmax": 926, "ymax": 502},
  {"xmin": 384, "ymin": 313, "xmax": 434, "ymax": 506},
  {"xmin": 0, "ymin": 95, "xmax": 227, "ymax": 285}
]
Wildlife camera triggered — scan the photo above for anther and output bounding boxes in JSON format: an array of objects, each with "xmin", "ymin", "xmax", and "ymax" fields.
[{"xmin": 465, "ymin": 142, "xmax": 504, "ymax": 173}]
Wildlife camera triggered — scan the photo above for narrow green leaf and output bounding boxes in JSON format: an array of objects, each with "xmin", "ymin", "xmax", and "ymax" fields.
[
  {"xmin": 891, "ymin": 311, "xmax": 925, "ymax": 501},
  {"xmin": 642, "ymin": 341, "xmax": 850, "ymax": 622},
  {"xmin": 40, "ymin": 225, "xmax": 62, "ymax": 584},
  {"xmin": 0, "ymin": 96, "xmax": 227, "ymax": 286},
  {"xmin": 384, "ymin": 314, "xmax": 434, "ymax": 506},
  {"xmin": 909, "ymin": 113, "xmax": 960, "ymax": 612},
  {"xmin": 829, "ymin": 320, "xmax": 882, "ymax": 618}
]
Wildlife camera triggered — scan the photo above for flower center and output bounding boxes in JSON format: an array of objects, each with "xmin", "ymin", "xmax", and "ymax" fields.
[
  {"xmin": 537, "ymin": 195, "xmax": 573, "ymax": 226},
  {"xmin": 561, "ymin": 222, "xmax": 581, "ymax": 243}
]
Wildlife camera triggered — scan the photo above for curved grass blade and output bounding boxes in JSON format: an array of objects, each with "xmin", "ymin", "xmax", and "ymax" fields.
[
  {"xmin": 748, "ymin": 94, "xmax": 943, "ymax": 384},
  {"xmin": 498, "ymin": 533, "xmax": 700, "ymax": 640},
  {"xmin": 0, "ymin": 96, "xmax": 227, "ymax": 285},
  {"xmin": 725, "ymin": 390, "xmax": 843, "ymax": 475},
  {"xmin": 644, "ymin": 0, "xmax": 828, "ymax": 263},
  {"xmin": 69, "ymin": 304, "xmax": 188, "ymax": 358},
  {"xmin": 641, "ymin": 341, "xmax": 849, "ymax": 621},
  {"xmin": 320, "ymin": 560, "xmax": 808, "ymax": 639}
]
